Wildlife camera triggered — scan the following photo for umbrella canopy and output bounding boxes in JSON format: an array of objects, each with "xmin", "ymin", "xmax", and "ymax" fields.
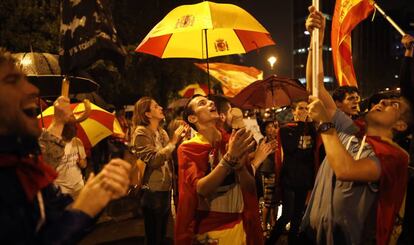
[
  {"xmin": 28, "ymin": 75, "xmax": 99, "ymax": 97},
  {"xmin": 230, "ymin": 75, "xmax": 309, "ymax": 110},
  {"xmin": 39, "ymin": 102, "xmax": 124, "ymax": 150},
  {"xmin": 13, "ymin": 52, "xmax": 99, "ymax": 97},
  {"xmin": 135, "ymin": 1, "xmax": 275, "ymax": 59}
]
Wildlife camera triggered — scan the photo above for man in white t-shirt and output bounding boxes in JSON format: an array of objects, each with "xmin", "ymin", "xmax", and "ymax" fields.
[{"xmin": 55, "ymin": 122, "xmax": 87, "ymax": 198}]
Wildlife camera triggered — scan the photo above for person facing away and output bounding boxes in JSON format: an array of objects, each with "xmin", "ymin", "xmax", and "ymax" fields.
[
  {"xmin": 300, "ymin": 7, "xmax": 412, "ymax": 245},
  {"xmin": 0, "ymin": 48, "xmax": 131, "ymax": 244},
  {"xmin": 52, "ymin": 122, "xmax": 87, "ymax": 199},
  {"xmin": 130, "ymin": 96, "xmax": 187, "ymax": 245},
  {"xmin": 175, "ymin": 94, "xmax": 263, "ymax": 245}
]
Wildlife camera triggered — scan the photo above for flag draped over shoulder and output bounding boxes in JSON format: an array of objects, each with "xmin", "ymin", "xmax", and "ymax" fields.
[
  {"xmin": 59, "ymin": 0, "xmax": 126, "ymax": 74},
  {"xmin": 331, "ymin": 0, "xmax": 374, "ymax": 87},
  {"xmin": 195, "ymin": 63, "xmax": 263, "ymax": 97}
]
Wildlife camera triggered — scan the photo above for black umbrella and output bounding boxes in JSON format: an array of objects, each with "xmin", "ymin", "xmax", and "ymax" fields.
[
  {"xmin": 27, "ymin": 75, "xmax": 99, "ymax": 97},
  {"xmin": 13, "ymin": 52, "xmax": 99, "ymax": 97}
]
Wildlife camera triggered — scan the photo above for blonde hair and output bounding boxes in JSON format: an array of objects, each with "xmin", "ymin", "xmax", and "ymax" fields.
[{"xmin": 132, "ymin": 97, "xmax": 153, "ymax": 129}]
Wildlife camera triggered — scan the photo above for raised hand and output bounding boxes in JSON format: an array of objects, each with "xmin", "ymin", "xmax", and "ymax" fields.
[
  {"xmin": 307, "ymin": 95, "xmax": 330, "ymax": 124},
  {"xmin": 171, "ymin": 124, "xmax": 190, "ymax": 145},
  {"xmin": 251, "ymin": 138, "xmax": 273, "ymax": 169},
  {"xmin": 402, "ymin": 34, "xmax": 414, "ymax": 57},
  {"xmin": 306, "ymin": 6, "xmax": 326, "ymax": 45},
  {"xmin": 402, "ymin": 34, "xmax": 414, "ymax": 49},
  {"xmin": 227, "ymin": 128, "xmax": 256, "ymax": 161},
  {"xmin": 52, "ymin": 96, "xmax": 74, "ymax": 125}
]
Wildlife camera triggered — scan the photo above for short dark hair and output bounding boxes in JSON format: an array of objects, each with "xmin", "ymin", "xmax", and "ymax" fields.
[
  {"xmin": 209, "ymin": 94, "xmax": 230, "ymax": 114},
  {"xmin": 291, "ymin": 99, "xmax": 308, "ymax": 110},
  {"xmin": 368, "ymin": 90, "xmax": 400, "ymax": 110},
  {"xmin": 182, "ymin": 94, "xmax": 205, "ymax": 130},
  {"xmin": 259, "ymin": 120, "xmax": 275, "ymax": 136},
  {"xmin": 332, "ymin": 86, "xmax": 359, "ymax": 102}
]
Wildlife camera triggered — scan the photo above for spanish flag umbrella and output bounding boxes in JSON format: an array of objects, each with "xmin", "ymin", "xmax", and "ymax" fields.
[
  {"xmin": 38, "ymin": 102, "xmax": 124, "ymax": 150},
  {"xmin": 135, "ymin": 1, "xmax": 275, "ymax": 91}
]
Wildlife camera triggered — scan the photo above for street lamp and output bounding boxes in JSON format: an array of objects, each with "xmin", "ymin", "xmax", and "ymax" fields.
[{"xmin": 267, "ymin": 56, "xmax": 277, "ymax": 70}]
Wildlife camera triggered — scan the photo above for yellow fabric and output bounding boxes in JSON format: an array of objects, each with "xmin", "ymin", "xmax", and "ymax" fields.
[
  {"xmin": 144, "ymin": 1, "xmax": 268, "ymax": 37},
  {"xmin": 38, "ymin": 102, "xmax": 123, "ymax": 147},
  {"xmin": 182, "ymin": 132, "xmax": 211, "ymax": 146},
  {"xmin": 137, "ymin": 1, "xmax": 272, "ymax": 59},
  {"xmin": 179, "ymin": 84, "xmax": 208, "ymax": 96},
  {"xmin": 195, "ymin": 63, "xmax": 263, "ymax": 97},
  {"xmin": 194, "ymin": 220, "xmax": 246, "ymax": 245}
]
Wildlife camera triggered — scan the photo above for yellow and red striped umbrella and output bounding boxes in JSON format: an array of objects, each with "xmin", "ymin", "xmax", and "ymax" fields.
[
  {"xmin": 38, "ymin": 102, "xmax": 124, "ymax": 150},
  {"xmin": 136, "ymin": 1, "xmax": 275, "ymax": 59}
]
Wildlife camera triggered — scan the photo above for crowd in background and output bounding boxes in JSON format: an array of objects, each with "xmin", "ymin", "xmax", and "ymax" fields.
[{"xmin": 1, "ymin": 5, "xmax": 414, "ymax": 245}]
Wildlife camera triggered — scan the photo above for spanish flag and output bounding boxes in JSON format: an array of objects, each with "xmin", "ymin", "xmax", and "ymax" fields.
[
  {"xmin": 195, "ymin": 62, "xmax": 263, "ymax": 97},
  {"xmin": 331, "ymin": 0, "xmax": 374, "ymax": 86}
]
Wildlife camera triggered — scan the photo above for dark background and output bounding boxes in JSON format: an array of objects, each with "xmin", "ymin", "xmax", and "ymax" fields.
[{"xmin": 0, "ymin": 0, "xmax": 413, "ymax": 107}]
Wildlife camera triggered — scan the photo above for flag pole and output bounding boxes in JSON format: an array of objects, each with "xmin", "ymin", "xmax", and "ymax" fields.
[
  {"xmin": 312, "ymin": 0, "xmax": 320, "ymax": 97},
  {"xmin": 203, "ymin": 29, "xmax": 211, "ymax": 95},
  {"xmin": 374, "ymin": 3, "xmax": 406, "ymax": 36}
]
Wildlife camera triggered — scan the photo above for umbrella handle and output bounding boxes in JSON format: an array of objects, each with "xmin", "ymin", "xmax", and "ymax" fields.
[{"xmin": 61, "ymin": 76, "xmax": 92, "ymax": 123}]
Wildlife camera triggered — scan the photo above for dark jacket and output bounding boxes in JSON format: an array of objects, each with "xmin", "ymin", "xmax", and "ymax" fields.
[{"xmin": 0, "ymin": 134, "xmax": 93, "ymax": 244}]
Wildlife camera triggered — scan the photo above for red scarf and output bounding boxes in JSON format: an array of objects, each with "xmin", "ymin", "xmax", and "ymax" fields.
[
  {"xmin": 0, "ymin": 154, "xmax": 57, "ymax": 201},
  {"xmin": 365, "ymin": 136, "xmax": 408, "ymax": 245}
]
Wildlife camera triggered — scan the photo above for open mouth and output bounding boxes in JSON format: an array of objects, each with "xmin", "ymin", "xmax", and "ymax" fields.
[{"xmin": 23, "ymin": 107, "xmax": 40, "ymax": 118}]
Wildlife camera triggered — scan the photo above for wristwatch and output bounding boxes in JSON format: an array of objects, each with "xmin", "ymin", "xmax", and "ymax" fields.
[{"xmin": 317, "ymin": 122, "xmax": 335, "ymax": 133}]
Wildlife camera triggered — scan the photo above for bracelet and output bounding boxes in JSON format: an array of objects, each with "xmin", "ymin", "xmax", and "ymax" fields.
[
  {"xmin": 233, "ymin": 162, "xmax": 244, "ymax": 171},
  {"xmin": 223, "ymin": 153, "xmax": 238, "ymax": 166}
]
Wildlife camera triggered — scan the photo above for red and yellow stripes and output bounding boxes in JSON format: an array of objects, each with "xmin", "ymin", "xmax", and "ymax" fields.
[{"xmin": 331, "ymin": 0, "xmax": 374, "ymax": 87}]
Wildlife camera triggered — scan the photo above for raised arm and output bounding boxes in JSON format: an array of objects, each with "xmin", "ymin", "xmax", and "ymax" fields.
[
  {"xmin": 305, "ymin": 6, "xmax": 337, "ymax": 120},
  {"xmin": 400, "ymin": 34, "xmax": 414, "ymax": 102}
]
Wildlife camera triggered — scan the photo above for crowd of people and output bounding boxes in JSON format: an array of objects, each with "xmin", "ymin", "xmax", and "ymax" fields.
[{"xmin": 1, "ymin": 5, "xmax": 413, "ymax": 245}]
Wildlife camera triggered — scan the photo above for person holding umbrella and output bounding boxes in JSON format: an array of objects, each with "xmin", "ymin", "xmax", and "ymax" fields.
[
  {"xmin": 0, "ymin": 48, "xmax": 131, "ymax": 244},
  {"xmin": 131, "ymin": 97, "xmax": 188, "ymax": 245}
]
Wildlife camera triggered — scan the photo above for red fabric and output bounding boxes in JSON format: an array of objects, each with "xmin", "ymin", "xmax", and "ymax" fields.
[
  {"xmin": 0, "ymin": 154, "xmax": 57, "ymax": 201},
  {"xmin": 175, "ymin": 133, "xmax": 262, "ymax": 245},
  {"xmin": 234, "ymin": 30, "xmax": 275, "ymax": 53},
  {"xmin": 135, "ymin": 34, "xmax": 172, "ymax": 57},
  {"xmin": 195, "ymin": 211, "xmax": 242, "ymax": 234},
  {"xmin": 331, "ymin": 0, "xmax": 374, "ymax": 86},
  {"xmin": 365, "ymin": 136, "xmax": 408, "ymax": 245}
]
